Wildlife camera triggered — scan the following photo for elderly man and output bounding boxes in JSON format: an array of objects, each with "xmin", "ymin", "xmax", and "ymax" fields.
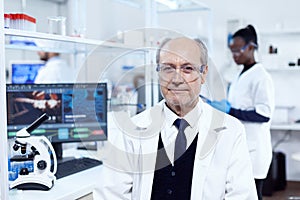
[{"xmin": 94, "ymin": 37, "xmax": 258, "ymax": 200}]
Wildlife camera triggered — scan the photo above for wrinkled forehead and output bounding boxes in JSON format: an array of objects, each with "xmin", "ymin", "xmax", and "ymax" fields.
[{"xmin": 160, "ymin": 38, "xmax": 201, "ymax": 64}]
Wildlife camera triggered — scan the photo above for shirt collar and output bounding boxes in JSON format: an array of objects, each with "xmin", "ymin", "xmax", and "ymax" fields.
[{"xmin": 163, "ymin": 98, "xmax": 203, "ymax": 129}]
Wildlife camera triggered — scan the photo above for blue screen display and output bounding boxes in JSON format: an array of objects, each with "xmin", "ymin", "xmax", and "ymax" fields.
[{"xmin": 11, "ymin": 62, "xmax": 44, "ymax": 84}]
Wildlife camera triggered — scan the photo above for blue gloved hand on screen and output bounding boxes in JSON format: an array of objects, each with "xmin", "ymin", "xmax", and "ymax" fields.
[{"xmin": 209, "ymin": 99, "xmax": 231, "ymax": 113}]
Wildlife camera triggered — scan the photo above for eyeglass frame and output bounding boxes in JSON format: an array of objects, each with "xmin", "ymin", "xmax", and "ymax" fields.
[
  {"xmin": 156, "ymin": 63, "xmax": 205, "ymax": 80},
  {"xmin": 230, "ymin": 42, "xmax": 258, "ymax": 55}
]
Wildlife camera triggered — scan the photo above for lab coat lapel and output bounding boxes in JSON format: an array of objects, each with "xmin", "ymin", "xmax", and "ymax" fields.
[
  {"xmin": 136, "ymin": 104, "xmax": 165, "ymax": 200},
  {"xmin": 137, "ymin": 134, "xmax": 159, "ymax": 200},
  {"xmin": 191, "ymin": 106, "xmax": 226, "ymax": 199}
]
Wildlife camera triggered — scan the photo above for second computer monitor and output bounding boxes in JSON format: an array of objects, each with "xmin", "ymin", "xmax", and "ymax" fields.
[{"xmin": 10, "ymin": 60, "xmax": 45, "ymax": 84}]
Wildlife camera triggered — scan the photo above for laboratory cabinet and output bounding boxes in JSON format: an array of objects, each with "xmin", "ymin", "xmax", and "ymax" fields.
[
  {"xmin": 259, "ymin": 29, "xmax": 300, "ymax": 122},
  {"xmin": 259, "ymin": 29, "xmax": 300, "ymax": 71},
  {"xmin": 259, "ymin": 29, "xmax": 300, "ymax": 181}
]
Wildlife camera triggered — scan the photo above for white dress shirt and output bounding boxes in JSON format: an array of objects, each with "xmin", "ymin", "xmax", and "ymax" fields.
[{"xmin": 162, "ymin": 101, "xmax": 202, "ymax": 164}]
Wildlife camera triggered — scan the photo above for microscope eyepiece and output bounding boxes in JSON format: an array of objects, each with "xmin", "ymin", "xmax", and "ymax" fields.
[{"xmin": 26, "ymin": 113, "xmax": 49, "ymax": 134}]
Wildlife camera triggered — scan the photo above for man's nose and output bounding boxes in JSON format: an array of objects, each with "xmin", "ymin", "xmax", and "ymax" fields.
[{"xmin": 171, "ymin": 70, "xmax": 185, "ymax": 84}]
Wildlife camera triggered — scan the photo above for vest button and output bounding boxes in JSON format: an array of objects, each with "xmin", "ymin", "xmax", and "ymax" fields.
[
  {"xmin": 171, "ymin": 171, "xmax": 176, "ymax": 176},
  {"xmin": 167, "ymin": 189, "xmax": 173, "ymax": 195}
]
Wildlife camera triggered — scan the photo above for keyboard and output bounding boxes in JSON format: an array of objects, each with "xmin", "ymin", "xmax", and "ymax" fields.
[{"xmin": 55, "ymin": 157, "xmax": 102, "ymax": 179}]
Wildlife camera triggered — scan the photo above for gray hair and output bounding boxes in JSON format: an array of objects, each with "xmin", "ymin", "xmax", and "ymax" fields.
[
  {"xmin": 156, "ymin": 37, "xmax": 208, "ymax": 66},
  {"xmin": 194, "ymin": 38, "xmax": 208, "ymax": 66}
]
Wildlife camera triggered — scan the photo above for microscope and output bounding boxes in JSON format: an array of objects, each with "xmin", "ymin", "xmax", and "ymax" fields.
[{"xmin": 9, "ymin": 113, "xmax": 58, "ymax": 190}]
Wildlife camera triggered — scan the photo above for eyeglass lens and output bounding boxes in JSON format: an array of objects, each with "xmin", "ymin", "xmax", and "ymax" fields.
[{"xmin": 158, "ymin": 64, "xmax": 203, "ymax": 83}]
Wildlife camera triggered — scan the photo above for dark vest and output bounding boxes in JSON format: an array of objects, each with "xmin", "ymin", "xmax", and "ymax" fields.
[{"xmin": 150, "ymin": 133, "xmax": 198, "ymax": 200}]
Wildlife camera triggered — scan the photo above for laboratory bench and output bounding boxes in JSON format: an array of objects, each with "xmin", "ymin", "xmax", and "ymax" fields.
[
  {"xmin": 8, "ymin": 148, "xmax": 103, "ymax": 200},
  {"xmin": 271, "ymin": 123, "xmax": 300, "ymax": 162},
  {"xmin": 271, "ymin": 123, "xmax": 300, "ymax": 131}
]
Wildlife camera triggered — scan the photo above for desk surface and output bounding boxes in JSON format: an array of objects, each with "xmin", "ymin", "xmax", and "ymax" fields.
[
  {"xmin": 8, "ymin": 149, "xmax": 103, "ymax": 200},
  {"xmin": 9, "ymin": 166, "xmax": 102, "ymax": 200}
]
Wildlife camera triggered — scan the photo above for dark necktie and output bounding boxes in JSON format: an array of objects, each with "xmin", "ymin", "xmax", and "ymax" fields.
[{"xmin": 174, "ymin": 118, "xmax": 189, "ymax": 161}]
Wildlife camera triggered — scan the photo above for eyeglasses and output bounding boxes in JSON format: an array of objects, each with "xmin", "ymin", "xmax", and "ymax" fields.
[
  {"xmin": 230, "ymin": 42, "xmax": 258, "ymax": 56},
  {"xmin": 156, "ymin": 63, "xmax": 205, "ymax": 82},
  {"xmin": 230, "ymin": 44, "xmax": 250, "ymax": 56}
]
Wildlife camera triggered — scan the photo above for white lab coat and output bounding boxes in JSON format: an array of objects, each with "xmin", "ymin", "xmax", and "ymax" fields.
[
  {"xmin": 227, "ymin": 63, "xmax": 275, "ymax": 179},
  {"xmin": 34, "ymin": 56, "xmax": 75, "ymax": 83},
  {"xmin": 94, "ymin": 100, "xmax": 258, "ymax": 200}
]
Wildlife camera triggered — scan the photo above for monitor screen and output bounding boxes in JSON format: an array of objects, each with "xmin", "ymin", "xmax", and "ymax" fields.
[
  {"xmin": 6, "ymin": 83, "xmax": 108, "ymax": 144},
  {"xmin": 10, "ymin": 60, "xmax": 45, "ymax": 84}
]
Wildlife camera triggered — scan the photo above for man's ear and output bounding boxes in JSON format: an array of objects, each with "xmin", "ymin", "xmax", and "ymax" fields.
[{"xmin": 201, "ymin": 65, "xmax": 208, "ymax": 84}]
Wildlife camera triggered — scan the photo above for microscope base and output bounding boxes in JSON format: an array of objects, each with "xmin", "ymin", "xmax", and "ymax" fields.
[{"xmin": 10, "ymin": 173, "xmax": 56, "ymax": 190}]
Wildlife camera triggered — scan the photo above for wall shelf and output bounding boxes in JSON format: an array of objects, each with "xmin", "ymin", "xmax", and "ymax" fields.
[
  {"xmin": 260, "ymin": 29, "xmax": 300, "ymax": 36},
  {"xmin": 266, "ymin": 67, "xmax": 300, "ymax": 72},
  {"xmin": 5, "ymin": 29, "xmax": 141, "ymax": 53},
  {"xmin": 271, "ymin": 123, "xmax": 300, "ymax": 131}
]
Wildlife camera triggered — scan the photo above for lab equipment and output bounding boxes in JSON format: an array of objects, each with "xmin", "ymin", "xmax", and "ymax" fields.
[
  {"xmin": 4, "ymin": 13, "xmax": 36, "ymax": 31},
  {"xmin": 6, "ymin": 83, "xmax": 108, "ymax": 170},
  {"xmin": 8, "ymin": 160, "xmax": 34, "ymax": 181},
  {"xmin": 4, "ymin": 14, "xmax": 10, "ymax": 28},
  {"xmin": 5, "ymin": 13, "xmax": 36, "ymax": 47},
  {"xmin": 47, "ymin": 16, "xmax": 66, "ymax": 35},
  {"xmin": 9, "ymin": 113, "xmax": 58, "ymax": 190}
]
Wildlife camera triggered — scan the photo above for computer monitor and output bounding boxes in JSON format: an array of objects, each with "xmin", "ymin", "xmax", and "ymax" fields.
[
  {"xmin": 6, "ymin": 83, "xmax": 108, "ymax": 159},
  {"xmin": 10, "ymin": 60, "xmax": 45, "ymax": 84}
]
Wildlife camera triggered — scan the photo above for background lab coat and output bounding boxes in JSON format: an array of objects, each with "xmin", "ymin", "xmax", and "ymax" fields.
[
  {"xmin": 228, "ymin": 63, "xmax": 275, "ymax": 179},
  {"xmin": 94, "ymin": 100, "xmax": 258, "ymax": 200},
  {"xmin": 34, "ymin": 56, "xmax": 75, "ymax": 83}
]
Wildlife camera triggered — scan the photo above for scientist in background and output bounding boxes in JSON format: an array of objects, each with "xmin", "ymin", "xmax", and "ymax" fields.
[
  {"xmin": 34, "ymin": 51, "xmax": 75, "ymax": 83},
  {"xmin": 209, "ymin": 24, "xmax": 275, "ymax": 200}
]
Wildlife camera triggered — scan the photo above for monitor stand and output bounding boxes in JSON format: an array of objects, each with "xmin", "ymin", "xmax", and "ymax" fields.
[
  {"xmin": 77, "ymin": 142, "xmax": 97, "ymax": 151},
  {"xmin": 52, "ymin": 143, "xmax": 75, "ymax": 164}
]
